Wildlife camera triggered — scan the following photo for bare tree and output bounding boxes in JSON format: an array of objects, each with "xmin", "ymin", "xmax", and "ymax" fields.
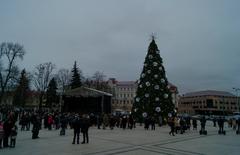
[
  {"xmin": 0, "ymin": 42, "xmax": 25, "ymax": 104},
  {"xmin": 90, "ymin": 71, "xmax": 111, "ymax": 92},
  {"xmin": 56, "ymin": 68, "xmax": 71, "ymax": 94},
  {"xmin": 92, "ymin": 71, "xmax": 106, "ymax": 82},
  {"xmin": 32, "ymin": 62, "xmax": 55, "ymax": 110}
]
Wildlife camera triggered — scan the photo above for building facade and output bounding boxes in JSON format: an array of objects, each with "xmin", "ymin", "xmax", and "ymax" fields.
[
  {"xmin": 178, "ymin": 90, "xmax": 239, "ymax": 115},
  {"xmin": 0, "ymin": 91, "xmax": 39, "ymax": 107},
  {"xmin": 108, "ymin": 78, "xmax": 178, "ymax": 113}
]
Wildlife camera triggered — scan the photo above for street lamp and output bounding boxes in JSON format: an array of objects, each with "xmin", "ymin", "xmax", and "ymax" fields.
[{"xmin": 233, "ymin": 88, "xmax": 240, "ymax": 112}]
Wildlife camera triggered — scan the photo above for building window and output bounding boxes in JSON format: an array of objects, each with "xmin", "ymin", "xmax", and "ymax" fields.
[{"xmin": 206, "ymin": 99, "xmax": 214, "ymax": 108}]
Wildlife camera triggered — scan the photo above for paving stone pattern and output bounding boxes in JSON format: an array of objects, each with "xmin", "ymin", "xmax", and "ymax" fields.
[{"xmin": 0, "ymin": 122, "xmax": 239, "ymax": 155}]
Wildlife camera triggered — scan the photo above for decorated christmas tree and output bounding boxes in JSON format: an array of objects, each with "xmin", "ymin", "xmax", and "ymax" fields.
[{"xmin": 132, "ymin": 37, "xmax": 174, "ymax": 120}]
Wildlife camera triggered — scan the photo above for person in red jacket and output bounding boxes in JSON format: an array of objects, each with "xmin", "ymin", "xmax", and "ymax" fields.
[{"xmin": 48, "ymin": 115, "xmax": 53, "ymax": 130}]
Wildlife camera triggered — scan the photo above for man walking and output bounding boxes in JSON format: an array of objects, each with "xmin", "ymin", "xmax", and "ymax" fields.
[
  {"xmin": 168, "ymin": 116, "xmax": 175, "ymax": 136},
  {"xmin": 72, "ymin": 114, "xmax": 81, "ymax": 144},
  {"xmin": 81, "ymin": 115, "xmax": 90, "ymax": 144},
  {"xmin": 3, "ymin": 119, "xmax": 13, "ymax": 147},
  {"xmin": 218, "ymin": 117, "xmax": 224, "ymax": 133},
  {"xmin": 31, "ymin": 113, "xmax": 41, "ymax": 139}
]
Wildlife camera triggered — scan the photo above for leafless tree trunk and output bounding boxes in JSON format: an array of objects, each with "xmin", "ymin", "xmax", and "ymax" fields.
[
  {"xmin": 92, "ymin": 71, "xmax": 106, "ymax": 82},
  {"xmin": 55, "ymin": 68, "xmax": 71, "ymax": 112},
  {"xmin": 32, "ymin": 62, "xmax": 55, "ymax": 110},
  {"xmin": 92, "ymin": 71, "xmax": 107, "ymax": 90},
  {"xmin": 0, "ymin": 42, "xmax": 25, "ymax": 104},
  {"xmin": 56, "ymin": 68, "xmax": 71, "ymax": 94}
]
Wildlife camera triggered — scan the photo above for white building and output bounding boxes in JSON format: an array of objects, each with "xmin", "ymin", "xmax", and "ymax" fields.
[{"xmin": 108, "ymin": 78, "xmax": 179, "ymax": 113}]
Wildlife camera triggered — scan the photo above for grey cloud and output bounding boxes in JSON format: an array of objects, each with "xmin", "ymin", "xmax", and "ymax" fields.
[{"xmin": 0, "ymin": 0, "xmax": 240, "ymax": 93}]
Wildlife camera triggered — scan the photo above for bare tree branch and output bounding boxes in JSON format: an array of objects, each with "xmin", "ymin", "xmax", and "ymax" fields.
[
  {"xmin": 0, "ymin": 42, "xmax": 25, "ymax": 103},
  {"xmin": 56, "ymin": 68, "xmax": 71, "ymax": 94},
  {"xmin": 32, "ymin": 62, "xmax": 55, "ymax": 109}
]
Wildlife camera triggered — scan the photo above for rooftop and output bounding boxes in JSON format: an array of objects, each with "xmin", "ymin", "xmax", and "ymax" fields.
[
  {"xmin": 64, "ymin": 87, "xmax": 112, "ymax": 97},
  {"xmin": 183, "ymin": 90, "xmax": 235, "ymax": 97},
  {"xmin": 116, "ymin": 81, "xmax": 137, "ymax": 86}
]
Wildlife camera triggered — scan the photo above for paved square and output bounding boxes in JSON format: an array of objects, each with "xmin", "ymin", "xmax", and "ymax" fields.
[{"xmin": 0, "ymin": 122, "xmax": 239, "ymax": 155}]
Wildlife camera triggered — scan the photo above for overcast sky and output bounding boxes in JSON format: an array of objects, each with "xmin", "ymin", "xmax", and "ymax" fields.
[{"xmin": 0, "ymin": 0, "xmax": 240, "ymax": 94}]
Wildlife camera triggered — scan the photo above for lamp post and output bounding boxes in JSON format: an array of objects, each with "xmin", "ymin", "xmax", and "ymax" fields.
[{"xmin": 233, "ymin": 88, "xmax": 240, "ymax": 112}]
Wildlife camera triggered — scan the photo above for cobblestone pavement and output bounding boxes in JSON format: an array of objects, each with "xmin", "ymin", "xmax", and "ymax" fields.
[{"xmin": 0, "ymin": 123, "xmax": 239, "ymax": 155}]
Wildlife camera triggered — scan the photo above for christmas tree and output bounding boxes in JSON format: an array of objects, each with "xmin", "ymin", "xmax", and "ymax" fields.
[
  {"xmin": 70, "ymin": 61, "xmax": 82, "ymax": 89},
  {"xmin": 132, "ymin": 37, "xmax": 174, "ymax": 120}
]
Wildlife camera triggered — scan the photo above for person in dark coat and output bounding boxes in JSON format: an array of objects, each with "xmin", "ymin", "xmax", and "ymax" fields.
[
  {"xmin": 122, "ymin": 115, "xmax": 127, "ymax": 130},
  {"xmin": 218, "ymin": 117, "xmax": 224, "ymax": 133},
  {"xmin": 144, "ymin": 117, "xmax": 150, "ymax": 130},
  {"xmin": 150, "ymin": 117, "xmax": 155, "ymax": 130},
  {"xmin": 96, "ymin": 114, "xmax": 101, "ymax": 129},
  {"xmin": 128, "ymin": 115, "xmax": 134, "ymax": 130},
  {"xmin": 200, "ymin": 116, "xmax": 206, "ymax": 131},
  {"xmin": 31, "ymin": 113, "xmax": 41, "ymax": 139},
  {"xmin": 3, "ymin": 119, "xmax": 13, "ymax": 147},
  {"xmin": 168, "ymin": 117, "xmax": 175, "ymax": 136},
  {"xmin": 20, "ymin": 114, "xmax": 27, "ymax": 131},
  {"xmin": 192, "ymin": 119, "xmax": 197, "ymax": 130},
  {"xmin": 10, "ymin": 124, "xmax": 17, "ymax": 148},
  {"xmin": 60, "ymin": 114, "xmax": 67, "ymax": 136},
  {"xmin": 72, "ymin": 115, "xmax": 81, "ymax": 144},
  {"xmin": 179, "ymin": 117, "xmax": 185, "ymax": 134},
  {"xmin": 81, "ymin": 115, "xmax": 90, "ymax": 144},
  {"xmin": 109, "ymin": 115, "xmax": 115, "ymax": 130},
  {"xmin": 43, "ymin": 114, "xmax": 48, "ymax": 129},
  {"xmin": 25, "ymin": 113, "xmax": 31, "ymax": 131},
  {"xmin": 213, "ymin": 118, "xmax": 217, "ymax": 127},
  {"xmin": 237, "ymin": 118, "xmax": 240, "ymax": 131}
]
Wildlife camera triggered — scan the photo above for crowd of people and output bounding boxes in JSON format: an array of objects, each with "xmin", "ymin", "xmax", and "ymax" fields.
[
  {"xmin": 167, "ymin": 115, "xmax": 192, "ymax": 136},
  {"xmin": 0, "ymin": 106, "xmax": 139, "ymax": 148},
  {"xmin": 167, "ymin": 114, "xmax": 240, "ymax": 136},
  {"xmin": 1, "ymin": 105, "xmax": 240, "ymax": 149},
  {"xmin": 0, "ymin": 106, "xmax": 19, "ymax": 148}
]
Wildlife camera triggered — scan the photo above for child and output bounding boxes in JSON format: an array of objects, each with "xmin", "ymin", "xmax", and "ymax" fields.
[{"xmin": 10, "ymin": 124, "xmax": 17, "ymax": 148}]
